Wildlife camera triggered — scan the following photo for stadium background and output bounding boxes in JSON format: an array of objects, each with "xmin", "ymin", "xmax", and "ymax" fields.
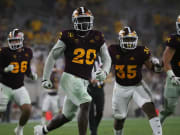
[{"xmin": 0, "ymin": 0, "xmax": 180, "ymax": 121}]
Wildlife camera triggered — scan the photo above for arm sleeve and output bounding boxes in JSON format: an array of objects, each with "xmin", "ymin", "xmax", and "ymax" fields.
[
  {"xmin": 99, "ymin": 43, "xmax": 112, "ymax": 74},
  {"xmin": 43, "ymin": 40, "xmax": 66, "ymax": 81}
]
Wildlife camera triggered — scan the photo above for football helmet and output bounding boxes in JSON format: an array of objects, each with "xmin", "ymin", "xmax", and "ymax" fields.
[
  {"xmin": 119, "ymin": 26, "xmax": 138, "ymax": 50},
  {"xmin": 72, "ymin": 7, "xmax": 94, "ymax": 31},
  {"xmin": 7, "ymin": 28, "xmax": 24, "ymax": 50},
  {"xmin": 176, "ymin": 15, "xmax": 180, "ymax": 35}
]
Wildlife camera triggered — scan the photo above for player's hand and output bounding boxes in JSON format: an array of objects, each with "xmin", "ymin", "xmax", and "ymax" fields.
[
  {"xmin": 151, "ymin": 57, "xmax": 163, "ymax": 72},
  {"xmin": 30, "ymin": 72, "xmax": 38, "ymax": 80},
  {"xmin": 167, "ymin": 70, "xmax": 180, "ymax": 85},
  {"xmin": 4, "ymin": 64, "xmax": 14, "ymax": 72},
  {"xmin": 170, "ymin": 76, "xmax": 180, "ymax": 85},
  {"xmin": 42, "ymin": 80, "xmax": 53, "ymax": 89},
  {"xmin": 95, "ymin": 69, "xmax": 107, "ymax": 81}
]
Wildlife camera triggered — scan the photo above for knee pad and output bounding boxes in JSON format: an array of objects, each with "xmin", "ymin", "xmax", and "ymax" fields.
[{"xmin": 113, "ymin": 113, "xmax": 126, "ymax": 120}]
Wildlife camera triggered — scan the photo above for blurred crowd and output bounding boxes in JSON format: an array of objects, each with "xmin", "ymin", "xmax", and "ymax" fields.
[{"xmin": 0, "ymin": 0, "xmax": 179, "ymax": 122}]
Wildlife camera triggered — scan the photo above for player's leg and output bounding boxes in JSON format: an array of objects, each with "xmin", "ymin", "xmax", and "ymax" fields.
[
  {"xmin": 60, "ymin": 72, "xmax": 92, "ymax": 135},
  {"xmin": 133, "ymin": 83, "xmax": 162, "ymax": 135},
  {"xmin": 34, "ymin": 96, "xmax": 77, "ymax": 135},
  {"xmin": 159, "ymin": 77, "xmax": 179, "ymax": 124},
  {"xmin": 93, "ymin": 87, "xmax": 104, "ymax": 135},
  {"xmin": 87, "ymin": 85, "xmax": 97, "ymax": 135},
  {"xmin": 112, "ymin": 83, "xmax": 132, "ymax": 135},
  {"xmin": 0, "ymin": 83, "xmax": 12, "ymax": 121},
  {"xmin": 13, "ymin": 87, "xmax": 32, "ymax": 135},
  {"xmin": 78, "ymin": 102, "xmax": 91, "ymax": 135}
]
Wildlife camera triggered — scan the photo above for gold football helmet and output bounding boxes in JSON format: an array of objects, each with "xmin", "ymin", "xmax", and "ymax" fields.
[
  {"xmin": 72, "ymin": 7, "xmax": 94, "ymax": 31},
  {"xmin": 119, "ymin": 26, "xmax": 138, "ymax": 50},
  {"xmin": 7, "ymin": 28, "xmax": 24, "ymax": 50}
]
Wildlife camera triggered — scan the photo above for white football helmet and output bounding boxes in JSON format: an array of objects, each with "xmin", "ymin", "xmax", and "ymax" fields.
[
  {"xmin": 72, "ymin": 7, "xmax": 94, "ymax": 31},
  {"xmin": 176, "ymin": 15, "xmax": 180, "ymax": 35},
  {"xmin": 119, "ymin": 26, "xmax": 138, "ymax": 50},
  {"xmin": 7, "ymin": 28, "xmax": 24, "ymax": 50}
]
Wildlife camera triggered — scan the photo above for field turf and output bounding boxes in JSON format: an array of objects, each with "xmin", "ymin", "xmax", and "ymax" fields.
[{"xmin": 0, "ymin": 117, "xmax": 180, "ymax": 135}]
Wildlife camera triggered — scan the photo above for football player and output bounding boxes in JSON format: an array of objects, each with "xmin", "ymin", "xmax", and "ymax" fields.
[
  {"xmin": 159, "ymin": 15, "xmax": 180, "ymax": 124},
  {"xmin": 34, "ymin": 7, "xmax": 111, "ymax": 135},
  {"xmin": 108, "ymin": 26, "xmax": 163, "ymax": 135},
  {"xmin": 0, "ymin": 28, "xmax": 38, "ymax": 135}
]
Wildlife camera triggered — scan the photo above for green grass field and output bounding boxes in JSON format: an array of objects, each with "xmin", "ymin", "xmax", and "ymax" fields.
[{"xmin": 0, "ymin": 117, "xmax": 180, "ymax": 135}]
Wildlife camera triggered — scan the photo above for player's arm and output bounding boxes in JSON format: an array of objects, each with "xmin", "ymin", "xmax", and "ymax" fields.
[
  {"xmin": 162, "ymin": 46, "xmax": 180, "ymax": 85},
  {"xmin": 163, "ymin": 46, "xmax": 175, "ymax": 72},
  {"xmin": 42, "ymin": 40, "xmax": 66, "ymax": 88},
  {"xmin": 95, "ymin": 43, "xmax": 112, "ymax": 81}
]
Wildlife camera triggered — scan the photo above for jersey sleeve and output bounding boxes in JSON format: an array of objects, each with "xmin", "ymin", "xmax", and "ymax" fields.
[
  {"xmin": 58, "ymin": 31, "xmax": 68, "ymax": 44},
  {"xmin": 96, "ymin": 31, "xmax": 105, "ymax": 47},
  {"xmin": 108, "ymin": 45, "xmax": 115, "ymax": 65},
  {"xmin": 165, "ymin": 35, "xmax": 177, "ymax": 49},
  {"xmin": 142, "ymin": 46, "xmax": 151, "ymax": 61}
]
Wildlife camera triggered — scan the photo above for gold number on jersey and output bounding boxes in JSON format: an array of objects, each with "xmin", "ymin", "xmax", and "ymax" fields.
[
  {"xmin": 72, "ymin": 48, "xmax": 96, "ymax": 65},
  {"xmin": 10, "ymin": 61, "xmax": 28, "ymax": 74},
  {"xmin": 115, "ymin": 65, "xmax": 137, "ymax": 79}
]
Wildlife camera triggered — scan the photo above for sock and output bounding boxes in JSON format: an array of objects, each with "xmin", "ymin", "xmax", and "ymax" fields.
[
  {"xmin": 43, "ymin": 125, "xmax": 48, "ymax": 134},
  {"xmin": 149, "ymin": 117, "xmax": 162, "ymax": 135},
  {"xmin": 113, "ymin": 129, "xmax": 123, "ymax": 135},
  {"xmin": 41, "ymin": 117, "xmax": 46, "ymax": 125},
  {"xmin": 17, "ymin": 124, "xmax": 24, "ymax": 131}
]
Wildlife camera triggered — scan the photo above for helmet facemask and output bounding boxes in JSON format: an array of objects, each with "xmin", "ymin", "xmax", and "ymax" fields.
[
  {"xmin": 73, "ymin": 15, "xmax": 94, "ymax": 31},
  {"xmin": 119, "ymin": 35, "xmax": 138, "ymax": 50},
  {"xmin": 176, "ymin": 15, "xmax": 180, "ymax": 35},
  {"xmin": 7, "ymin": 30, "xmax": 24, "ymax": 50}
]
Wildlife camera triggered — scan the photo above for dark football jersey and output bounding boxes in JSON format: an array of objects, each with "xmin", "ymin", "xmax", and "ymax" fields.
[
  {"xmin": 108, "ymin": 44, "xmax": 151, "ymax": 86},
  {"xmin": 59, "ymin": 30, "xmax": 105, "ymax": 80},
  {"xmin": 166, "ymin": 33, "xmax": 180, "ymax": 76},
  {"xmin": 0, "ymin": 47, "xmax": 33, "ymax": 89}
]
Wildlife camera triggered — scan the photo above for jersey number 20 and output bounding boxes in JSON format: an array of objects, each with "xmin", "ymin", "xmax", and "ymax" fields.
[{"xmin": 72, "ymin": 48, "xmax": 96, "ymax": 65}]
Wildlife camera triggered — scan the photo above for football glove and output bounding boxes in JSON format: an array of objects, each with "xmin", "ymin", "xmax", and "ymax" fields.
[
  {"xmin": 167, "ymin": 70, "xmax": 180, "ymax": 85},
  {"xmin": 151, "ymin": 57, "xmax": 163, "ymax": 73},
  {"xmin": 4, "ymin": 64, "xmax": 14, "ymax": 72},
  {"xmin": 95, "ymin": 69, "xmax": 107, "ymax": 81},
  {"xmin": 30, "ymin": 72, "xmax": 38, "ymax": 81},
  {"xmin": 42, "ymin": 80, "xmax": 53, "ymax": 89}
]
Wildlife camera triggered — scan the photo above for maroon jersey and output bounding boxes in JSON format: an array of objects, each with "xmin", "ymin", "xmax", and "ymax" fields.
[
  {"xmin": 108, "ymin": 44, "xmax": 151, "ymax": 86},
  {"xmin": 59, "ymin": 30, "xmax": 105, "ymax": 80},
  {"xmin": 166, "ymin": 33, "xmax": 180, "ymax": 77},
  {"xmin": 0, "ymin": 47, "xmax": 33, "ymax": 89}
]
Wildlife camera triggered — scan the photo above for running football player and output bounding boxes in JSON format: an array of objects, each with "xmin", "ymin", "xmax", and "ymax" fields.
[
  {"xmin": 34, "ymin": 7, "xmax": 111, "ymax": 135},
  {"xmin": 159, "ymin": 15, "xmax": 180, "ymax": 124},
  {"xmin": 0, "ymin": 28, "xmax": 38, "ymax": 135},
  {"xmin": 108, "ymin": 26, "xmax": 163, "ymax": 135}
]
